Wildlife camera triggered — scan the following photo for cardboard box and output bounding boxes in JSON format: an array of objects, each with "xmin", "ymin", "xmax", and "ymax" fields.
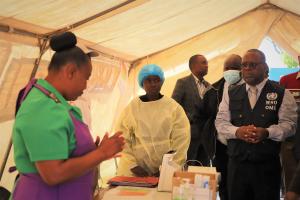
[{"xmin": 172, "ymin": 167, "xmax": 217, "ymax": 200}]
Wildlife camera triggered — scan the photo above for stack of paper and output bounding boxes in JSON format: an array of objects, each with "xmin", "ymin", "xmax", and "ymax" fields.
[{"xmin": 102, "ymin": 186, "xmax": 155, "ymax": 200}]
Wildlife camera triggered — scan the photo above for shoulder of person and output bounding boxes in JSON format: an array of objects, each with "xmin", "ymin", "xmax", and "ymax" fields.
[
  {"xmin": 267, "ymin": 79, "xmax": 285, "ymax": 91},
  {"xmin": 212, "ymin": 78, "xmax": 225, "ymax": 89},
  {"xmin": 16, "ymin": 95, "xmax": 72, "ymax": 130},
  {"xmin": 116, "ymin": 97, "xmax": 139, "ymax": 122},
  {"xmin": 281, "ymin": 71, "xmax": 298, "ymax": 79},
  {"xmin": 179, "ymin": 74, "xmax": 194, "ymax": 82},
  {"xmin": 126, "ymin": 96, "xmax": 140, "ymax": 107},
  {"xmin": 280, "ymin": 71, "xmax": 299, "ymax": 84},
  {"xmin": 204, "ymin": 86, "xmax": 218, "ymax": 98},
  {"xmin": 227, "ymin": 82, "xmax": 245, "ymax": 96},
  {"xmin": 171, "ymin": 100, "xmax": 188, "ymax": 116},
  {"xmin": 20, "ymin": 90, "xmax": 67, "ymax": 112},
  {"xmin": 279, "ymin": 74, "xmax": 287, "ymax": 84},
  {"xmin": 164, "ymin": 96, "xmax": 184, "ymax": 107}
]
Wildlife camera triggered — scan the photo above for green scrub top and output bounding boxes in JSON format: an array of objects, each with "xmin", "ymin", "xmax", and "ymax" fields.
[{"xmin": 13, "ymin": 79, "xmax": 83, "ymax": 173}]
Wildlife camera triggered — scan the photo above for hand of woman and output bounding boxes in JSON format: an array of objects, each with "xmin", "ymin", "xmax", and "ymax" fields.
[{"xmin": 97, "ymin": 131, "xmax": 125, "ymax": 160}]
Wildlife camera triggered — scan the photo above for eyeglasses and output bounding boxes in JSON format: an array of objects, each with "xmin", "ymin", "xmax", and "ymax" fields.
[{"xmin": 241, "ymin": 62, "xmax": 263, "ymax": 69}]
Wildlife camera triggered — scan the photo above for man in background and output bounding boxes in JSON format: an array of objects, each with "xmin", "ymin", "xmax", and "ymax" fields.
[
  {"xmin": 280, "ymin": 55, "xmax": 300, "ymax": 193},
  {"xmin": 201, "ymin": 54, "xmax": 243, "ymax": 200},
  {"xmin": 172, "ymin": 54, "xmax": 211, "ymax": 166}
]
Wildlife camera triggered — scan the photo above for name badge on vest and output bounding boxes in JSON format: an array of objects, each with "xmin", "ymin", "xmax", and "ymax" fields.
[{"xmin": 265, "ymin": 92, "xmax": 278, "ymax": 111}]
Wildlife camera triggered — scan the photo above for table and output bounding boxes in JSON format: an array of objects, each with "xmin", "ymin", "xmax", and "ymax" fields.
[{"xmin": 100, "ymin": 186, "xmax": 172, "ymax": 200}]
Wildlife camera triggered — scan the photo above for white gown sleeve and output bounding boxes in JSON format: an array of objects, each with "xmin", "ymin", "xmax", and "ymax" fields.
[
  {"xmin": 115, "ymin": 105, "xmax": 137, "ymax": 176},
  {"xmin": 171, "ymin": 104, "xmax": 190, "ymax": 166}
]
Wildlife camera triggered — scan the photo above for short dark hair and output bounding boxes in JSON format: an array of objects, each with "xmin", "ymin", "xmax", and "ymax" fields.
[
  {"xmin": 189, "ymin": 54, "xmax": 203, "ymax": 70},
  {"xmin": 247, "ymin": 49, "xmax": 266, "ymax": 63},
  {"xmin": 224, "ymin": 54, "xmax": 242, "ymax": 69}
]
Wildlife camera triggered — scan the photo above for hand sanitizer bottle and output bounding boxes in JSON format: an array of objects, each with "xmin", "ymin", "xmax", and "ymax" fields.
[{"xmin": 181, "ymin": 178, "xmax": 192, "ymax": 200}]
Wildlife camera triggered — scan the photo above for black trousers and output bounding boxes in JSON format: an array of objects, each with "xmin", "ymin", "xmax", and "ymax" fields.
[
  {"xmin": 187, "ymin": 139, "xmax": 210, "ymax": 166},
  {"xmin": 228, "ymin": 157, "xmax": 281, "ymax": 200}
]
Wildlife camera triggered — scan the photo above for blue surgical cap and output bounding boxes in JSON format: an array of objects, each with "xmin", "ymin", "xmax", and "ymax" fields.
[{"xmin": 138, "ymin": 64, "xmax": 165, "ymax": 88}]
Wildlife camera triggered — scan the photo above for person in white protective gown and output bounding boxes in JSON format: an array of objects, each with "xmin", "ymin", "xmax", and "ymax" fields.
[{"xmin": 115, "ymin": 64, "xmax": 190, "ymax": 177}]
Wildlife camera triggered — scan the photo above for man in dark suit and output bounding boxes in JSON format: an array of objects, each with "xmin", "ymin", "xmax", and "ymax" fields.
[{"xmin": 172, "ymin": 54, "xmax": 211, "ymax": 166}]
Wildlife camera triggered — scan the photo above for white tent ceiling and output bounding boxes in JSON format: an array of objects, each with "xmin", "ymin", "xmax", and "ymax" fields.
[{"xmin": 1, "ymin": 0, "xmax": 300, "ymax": 62}]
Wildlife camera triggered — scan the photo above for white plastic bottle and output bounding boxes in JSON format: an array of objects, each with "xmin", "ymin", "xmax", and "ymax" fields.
[
  {"xmin": 193, "ymin": 175, "xmax": 211, "ymax": 200},
  {"xmin": 181, "ymin": 178, "xmax": 192, "ymax": 200},
  {"xmin": 172, "ymin": 185, "xmax": 183, "ymax": 200}
]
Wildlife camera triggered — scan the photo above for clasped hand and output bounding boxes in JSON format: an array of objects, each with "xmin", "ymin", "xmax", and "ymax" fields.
[{"xmin": 236, "ymin": 125, "xmax": 269, "ymax": 143}]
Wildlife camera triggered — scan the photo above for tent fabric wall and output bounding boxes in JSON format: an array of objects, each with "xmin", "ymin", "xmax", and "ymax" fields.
[
  {"xmin": 0, "ymin": 41, "xmax": 133, "ymax": 124},
  {"xmin": 0, "ymin": 41, "xmax": 39, "ymax": 122},
  {"xmin": 133, "ymin": 7, "xmax": 288, "ymax": 96},
  {"xmin": 80, "ymin": 60, "xmax": 134, "ymax": 182},
  {"xmin": 0, "ymin": 43, "xmax": 40, "ymax": 191},
  {"xmin": 0, "ymin": 120, "xmax": 16, "ymax": 192},
  {"xmin": 268, "ymin": 12, "xmax": 300, "ymax": 60}
]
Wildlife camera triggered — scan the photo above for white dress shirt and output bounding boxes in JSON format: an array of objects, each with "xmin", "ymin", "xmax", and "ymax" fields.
[
  {"xmin": 217, "ymin": 79, "xmax": 244, "ymax": 145},
  {"xmin": 215, "ymin": 78, "xmax": 297, "ymax": 142},
  {"xmin": 192, "ymin": 74, "xmax": 209, "ymax": 99}
]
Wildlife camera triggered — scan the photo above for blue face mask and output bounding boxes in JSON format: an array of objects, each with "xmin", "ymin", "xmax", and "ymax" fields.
[{"xmin": 223, "ymin": 70, "xmax": 241, "ymax": 85}]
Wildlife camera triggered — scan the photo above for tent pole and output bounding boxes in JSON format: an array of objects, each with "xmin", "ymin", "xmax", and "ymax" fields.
[
  {"xmin": 0, "ymin": 140, "xmax": 12, "ymax": 181},
  {"xmin": 30, "ymin": 38, "xmax": 49, "ymax": 79}
]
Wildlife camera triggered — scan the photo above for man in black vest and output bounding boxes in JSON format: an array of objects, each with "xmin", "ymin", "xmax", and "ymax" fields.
[{"xmin": 215, "ymin": 49, "xmax": 297, "ymax": 200}]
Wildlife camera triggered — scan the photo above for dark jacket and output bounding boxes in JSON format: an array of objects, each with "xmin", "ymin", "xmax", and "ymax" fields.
[
  {"xmin": 199, "ymin": 78, "xmax": 225, "ymax": 159},
  {"xmin": 289, "ymin": 162, "xmax": 300, "ymax": 194},
  {"xmin": 172, "ymin": 74, "xmax": 209, "ymax": 140},
  {"xmin": 228, "ymin": 80, "xmax": 284, "ymax": 162}
]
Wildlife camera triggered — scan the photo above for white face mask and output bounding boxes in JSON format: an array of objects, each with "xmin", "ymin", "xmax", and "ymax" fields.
[{"xmin": 223, "ymin": 70, "xmax": 241, "ymax": 85}]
